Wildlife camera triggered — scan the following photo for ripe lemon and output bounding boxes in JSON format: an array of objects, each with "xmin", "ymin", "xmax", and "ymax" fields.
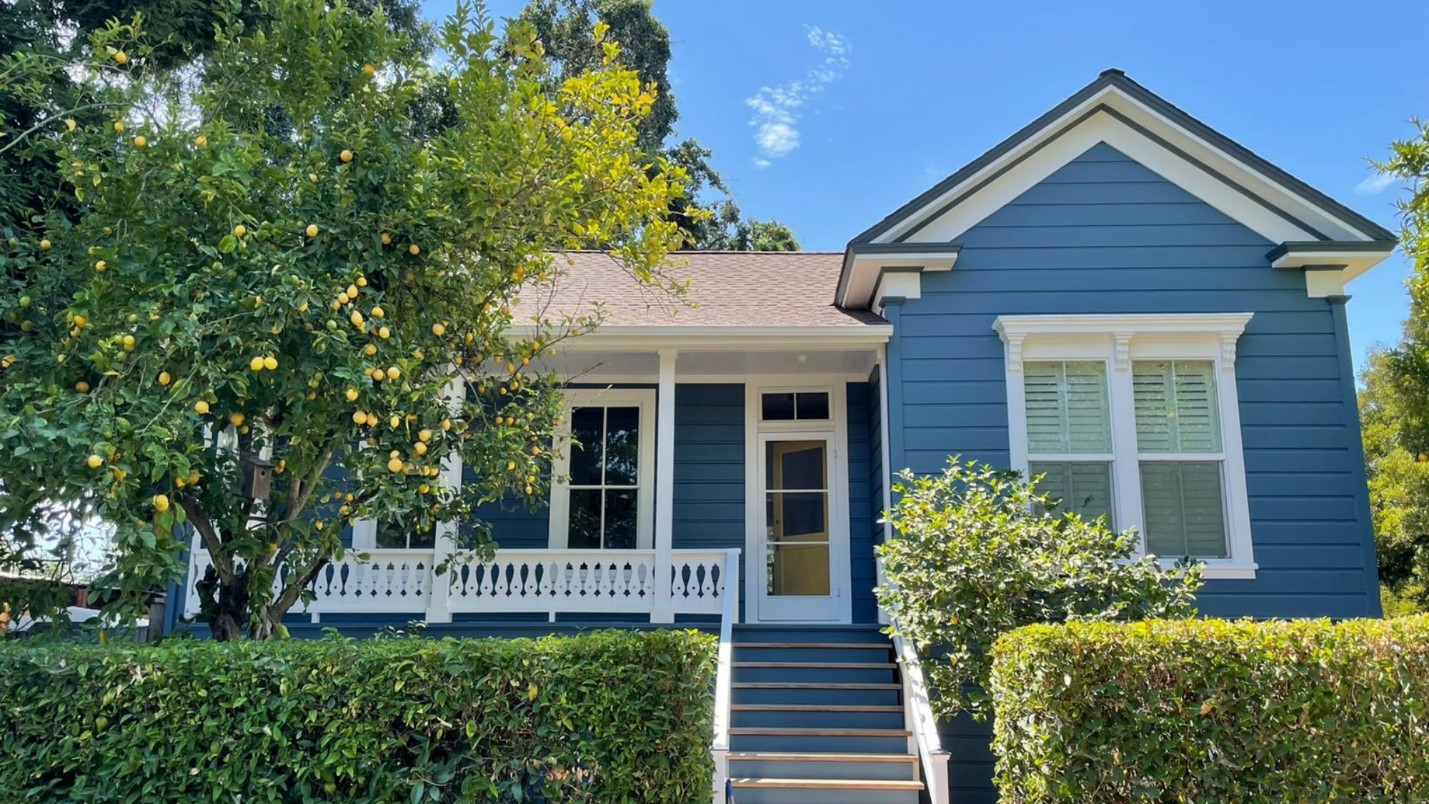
[
  {"xmin": 195, "ymin": 134, "xmax": 207, "ymax": 147},
  {"xmin": 373, "ymin": 368, "xmax": 386, "ymax": 382},
  {"xmin": 305, "ymin": 224, "xmax": 319, "ymax": 238},
  {"xmin": 189, "ymin": 471, "xmax": 200, "ymax": 485},
  {"xmin": 441, "ymin": 419, "xmax": 452, "ymax": 431},
  {"xmin": 387, "ymin": 457, "xmax": 403, "ymax": 473},
  {"xmin": 73, "ymin": 314, "xmax": 86, "ymax": 327},
  {"xmin": 530, "ymin": 446, "xmax": 541, "ymax": 456},
  {"xmin": 263, "ymin": 356, "xmax": 277, "ymax": 370},
  {"xmin": 363, "ymin": 344, "xmax": 376, "ymax": 357},
  {"xmin": 233, "ymin": 224, "xmax": 247, "ymax": 238},
  {"xmin": 337, "ymin": 292, "xmax": 350, "ymax": 305},
  {"xmin": 250, "ymin": 356, "xmax": 264, "ymax": 371},
  {"xmin": 408, "ymin": 244, "xmax": 420, "ymax": 255},
  {"xmin": 418, "ymin": 429, "xmax": 432, "ymax": 443},
  {"xmin": 340, "ymin": 149, "xmax": 353, "ymax": 163},
  {"xmin": 356, "ymin": 276, "xmax": 368, "ymax": 287},
  {"xmin": 414, "ymin": 442, "xmax": 428, "ymax": 456},
  {"xmin": 153, "ymin": 494, "xmax": 170, "ymax": 513},
  {"xmin": 122, "ymin": 334, "xmax": 135, "ymax": 351},
  {"xmin": 362, "ymin": 63, "xmax": 376, "ymax": 76},
  {"xmin": 94, "ymin": 260, "xmax": 106, "ymax": 273},
  {"xmin": 230, "ymin": 412, "xmax": 245, "ymax": 427},
  {"xmin": 371, "ymin": 306, "xmax": 384, "ymax": 319},
  {"xmin": 431, "ymin": 323, "xmax": 445, "ymax": 337},
  {"xmin": 345, "ymin": 388, "xmax": 359, "ymax": 401},
  {"xmin": 378, "ymin": 326, "xmax": 390, "ymax": 340},
  {"xmin": 133, "ymin": 136, "xmax": 146, "ymax": 148},
  {"xmin": 352, "ymin": 410, "xmax": 367, "ymax": 425},
  {"xmin": 380, "ymin": 233, "xmax": 391, "ymax": 245},
  {"xmin": 389, "ymin": 415, "xmax": 401, "ymax": 428},
  {"xmin": 64, "ymin": 119, "xmax": 75, "ymax": 132},
  {"xmin": 315, "ymin": 521, "xmax": 324, "ymax": 531},
  {"xmin": 418, "ymin": 483, "xmax": 430, "ymax": 495},
  {"xmin": 158, "ymin": 371, "xmax": 172, "ymax": 386},
  {"xmin": 113, "ymin": 51, "xmax": 128, "ymax": 64},
  {"xmin": 350, "ymin": 311, "xmax": 364, "ymax": 328},
  {"xmin": 194, "ymin": 400, "xmax": 210, "ymax": 414},
  {"xmin": 113, "ymin": 121, "xmax": 125, "ymax": 133},
  {"xmin": 346, "ymin": 283, "xmax": 358, "ymax": 298},
  {"xmin": 387, "ymin": 366, "xmax": 400, "ymax": 380},
  {"xmin": 39, "ymin": 239, "xmax": 51, "ymax": 251},
  {"xmin": 75, "ymin": 381, "xmax": 90, "ymax": 393},
  {"xmin": 87, "ymin": 454, "xmax": 104, "ymax": 469}
]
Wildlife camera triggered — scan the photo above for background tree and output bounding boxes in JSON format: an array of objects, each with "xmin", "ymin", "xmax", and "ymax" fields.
[
  {"xmin": 0, "ymin": 0, "xmax": 684, "ymax": 639},
  {"xmin": 877, "ymin": 460, "xmax": 1202, "ymax": 720},
  {"xmin": 515, "ymin": 0, "xmax": 799, "ymax": 250}
]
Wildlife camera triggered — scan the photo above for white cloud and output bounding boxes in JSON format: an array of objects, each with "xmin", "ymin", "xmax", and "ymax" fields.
[
  {"xmin": 745, "ymin": 26, "xmax": 850, "ymax": 163},
  {"xmin": 1356, "ymin": 172, "xmax": 1398, "ymax": 195}
]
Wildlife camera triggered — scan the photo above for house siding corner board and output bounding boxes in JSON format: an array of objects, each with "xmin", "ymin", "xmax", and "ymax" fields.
[{"xmin": 889, "ymin": 143, "xmax": 1377, "ymax": 621}]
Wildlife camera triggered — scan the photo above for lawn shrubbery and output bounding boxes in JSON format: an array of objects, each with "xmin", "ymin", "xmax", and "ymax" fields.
[
  {"xmin": 991, "ymin": 617, "xmax": 1429, "ymax": 802},
  {"xmin": 0, "ymin": 629, "xmax": 716, "ymax": 802}
]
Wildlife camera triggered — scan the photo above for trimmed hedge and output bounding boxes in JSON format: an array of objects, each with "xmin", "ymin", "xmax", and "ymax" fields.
[
  {"xmin": 0, "ymin": 629, "xmax": 716, "ymax": 802},
  {"xmin": 990, "ymin": 617, "xmax": 1429, "ymax": 802}
]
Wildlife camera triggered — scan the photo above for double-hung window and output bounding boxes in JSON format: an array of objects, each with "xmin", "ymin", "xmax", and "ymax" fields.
[
  {"xmin": 549, "ymin": 389, "xmax": 656, "ymax": 550},
  {"xmin": 996, "ymin": 314, "xmax": 1256, "ymax": 579}
]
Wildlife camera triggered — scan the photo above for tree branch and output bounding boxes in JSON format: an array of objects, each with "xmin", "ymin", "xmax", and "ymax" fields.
[{"xmin": 178, "ymin": 495, "xmax": 233, "ymax": 583}]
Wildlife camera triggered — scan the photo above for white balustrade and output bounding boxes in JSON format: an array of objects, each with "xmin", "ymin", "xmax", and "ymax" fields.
[{"xmin": 185, "ymin": 547, "xmax": 733, "ymax": 620}]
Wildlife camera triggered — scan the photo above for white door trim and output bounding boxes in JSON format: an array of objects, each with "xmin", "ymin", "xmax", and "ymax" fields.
[{"xmin": 743, "ymin": 381, "xmax": 853, "ymax": 624}]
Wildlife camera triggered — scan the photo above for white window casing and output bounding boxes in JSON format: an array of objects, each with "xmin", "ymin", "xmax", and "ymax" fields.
[
  {"xmin": 994, "ymin": 313, "xmax": 1257, "ymax": 580},
  {"xmin": 548, "ymin": 388, "xmax": 657, "ymax": 550}
]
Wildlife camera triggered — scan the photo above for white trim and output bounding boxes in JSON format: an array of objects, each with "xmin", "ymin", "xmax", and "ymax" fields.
[
  {"xmin": 871, "ymin": 270, "xmax": 923, "ymax": 312},
  {"xmin": 744, "ymin": 380, "xmax": 853, "ymax": 624},
  {"xmin": 557, "ymin": 371, "xmax": 873, "ymax": 385},
  {"xmin": 651, "ymin": 350, "xmax": 677, "ymax": 623},
  {"xmin": 510, "ymin": 325, "xmax": 892, "ymax": 351},
  {"xmin": 877, "ymin": 346, "xmax": 893, "ymax": 546},
  {"xmin": 878, "ymin": 84, "xmax": 1378, "ymax": 247},
  {"xmin": 548, "ymin": 387, "xmax": 657, "ymax": 550},
  {"xmin": 995, "ymin": 313, "xmax": 1258, "ymax": 580}
]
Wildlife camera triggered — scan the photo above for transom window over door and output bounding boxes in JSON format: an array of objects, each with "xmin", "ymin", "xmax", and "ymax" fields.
[
  {"xmin": 995, "ymin": 313, "xmax": 1257, "ymax": 579},
  {"xmin": 550, "ymin": 389, "xmax": 655, "ymax": 550}
]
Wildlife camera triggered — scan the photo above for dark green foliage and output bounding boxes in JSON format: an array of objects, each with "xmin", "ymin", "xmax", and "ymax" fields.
[
  {"xmin": 990, "ymin": 617, "xmax": 1429, "ymax": 802},
  {"xmin": 0, "ymin": 629, "xmax": 717, "ymax": 802}
]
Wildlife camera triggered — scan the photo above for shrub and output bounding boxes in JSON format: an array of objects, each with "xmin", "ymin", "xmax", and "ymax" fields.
[
  {"xmin": 877, "ymin": 460, "xmax": 1201, "ymax": 720},
  {"xmin": 0, "ymin": 629, "xmax": 716, "ymax": 802},
  {"xmin": 990, "ymin": 617, "xmax": 1429, "ymax": 803}
]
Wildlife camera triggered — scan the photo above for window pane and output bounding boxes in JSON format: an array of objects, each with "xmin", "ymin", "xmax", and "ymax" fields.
[
  {"xmin": 568, "ymin": 489, "xmax": 602, "ymax": 549},
  {"xmin": 1029, "ymin": 461, "xmax": 1113, "ymax": 524},
  {"xmin": 604, "ymin": 406, "xmax": 640, "ymax": 487},
  {"xmin": 796, "ymin": 392, "xmax": 830, "ymax": 420},
  {"xmin": 375, "ymin": 519, "xmax": 407, "ymax": 549},
  {"xmin": 604, "ymin": 489, "xmax": 637, "ymax": 549},
  {"xmin": 1024, "ymin": 362, "xmax": 1110, "ymax": 454},
  {"xmin": 1140, "ymin": 461, "xmax": 1228, "ymax": 558},
  {"xmin": 766, "ymin": 492, "xmax": 828, "ymax": 542},
  {"xmin": 1133, "ymin": 361, "xmax": 1221, "ymax": 454},
  {"xmin": 766, "ymin": 441, "xmax": 828, "ymax": 492},
  {"xmin": 761, "ymin": 392, "xmax": 795, "ymax": 420},
  {"xmin": 569, "ymin": 407, "xmax": 604, "ymax": 486},
  {"xmin": 766, "ymin": 543, "xmax": 831, "ymax": 596},
  {"xmin": 409, "ymin": 524, "xmax": 436, "ymax": 550}
]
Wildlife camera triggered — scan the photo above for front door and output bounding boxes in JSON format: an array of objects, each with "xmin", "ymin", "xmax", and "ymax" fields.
[{"xmin": 755, "ymin": 434, "xmax": 848, "ymax": 622}]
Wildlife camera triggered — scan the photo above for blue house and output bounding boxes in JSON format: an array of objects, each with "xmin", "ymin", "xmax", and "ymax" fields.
[{"xmin": 177, "ymin": 70, "xmax": 1397, "ymax": 804}]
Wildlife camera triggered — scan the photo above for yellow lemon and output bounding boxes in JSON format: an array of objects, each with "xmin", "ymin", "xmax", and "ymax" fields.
[
  {"xmin": 87, "ymin": 454, "xmax": 104, "ymax": 469},
  {"xmin": 73, "ymin": 314, "xmax": 86, "ymax": 327},
  {"xmin": 158, "ymin": 371, "xmax": 172, "ymax": 386},
  {"xmin": 233, "ymin": 224, "xmax": 247, "ymax": 238},
  {"xmin": 133, "ymin": 136, "xmax": 146, "ymax": 148},
  {"xmin": 350, "ymin": 311, "xmax": 364, "ymax": 328},
  {"xmin": 189, "ymin": 471, "xmax": 200, "ymax": 485},
  {"xmin": 305, "ymin": 224, "xmax": 319, "ymax": 238},
  {"xmin": 250, "ymin": 356, "xmax": 265, "ymax": 372},
  {"xmin": 507, "ymin": 460, "xmax": 516, "ymax": 471},
  {"xmin": 340, "ymin": 149, "xmax": 353, "ymax": 163},
  {"xmin": 195, "ymin": 134, "xmax": 207, "ymax": 147},
  {"xmin": 345, "ymin": 388, "xmax": 359, "ymax": 401},
  {"xmin": 362, "ymin": 63, "xmax": 376, "ymax": 76},
  {"xmin": 153, "ymin": 494, "xmax": 170, "ymax": 513},
  {"xmin": 315, "ymin": 521, "xmax": 324, "ymax": 531},
  {"xmin": 194, "ymin": 400, "xmax": 209, "ymax": 414},
  {"xmin": 371, "ymin": 306, "xmax": 384, "ymax": 319},
  {"xmin": 418, "ymin": 429, "xmax": 432, "ymax": 443},
  {"xmin": 337, "ymin": 292, "xmax": 350, "ymax": 305},
  {"xmin": 113, "ymin": 51, "xmax": 128, "ymax": 64},
  {"xmin": 352, "ymin": 410, "xmax": 368, "ymax": 425},
  {"xmin": 431, "ymin": 323, "xmax": 445, "ymax": 337},
  {"xmin": 64, "ymin": 119, "xmax": 75, "ymax": 133},
  {"xmin": 380, "ymin": 233, "xmax": 391, "ymax": 245},
  {"xmin": 373, "ymin": 368, "xmax": 386, "ymax": 382},
  {"xmin": 94, "ymin": 260, "xmax": 107, "ymax": 273},
  {"xmin": 389, "ymin": 415, "xmax": 401, "ymax": 429},
  {"xmin": 75, "ymin": 381, "xmax": 90, "ymax": 393},
  {"xmin": 418, "ymin": 483, "xmax": 430, "ymax": 494},
  {"xmin": 378, "ymin": 326, "xmax": 390, "ymax": 340},
  {"xmin": 408, "ymin": 244, "xmax": 420, "ymax": 255},
  {"xmin": 363, "ymin": 344, "xmax": 376, "ymax": 357},
  {"xmin": 440, "ymin": 419, "xmax": 451, "ymax": 431},
  {"xmin": 346, "ymin": 284, "xmax": 358, "ymax": 298},
  {"xmin": 121, "ymin": 334, "xmax": 135, "ymax": 351},
  {"xmin": 530, "ymin": 445, "xmax": 541, "ymax": 457},
  {"xmin": 387, "ymin": 366, "xmax": 400, "ymax": 380},
  {"xmin": 263, "ymin": 356, "xmax": 277, "ymax": 370},
  {"xmin": 414, "ymin": 441, "xmax": 428, "ymax": 456},
  {"xmin": 39, "ymin": 239, "xmax": 51, "ymax": 250},
  {"xmin": 229, "ymin": 412, "xmax": 245, "ymax": 427},
  {"xmin": 387, "ymin": 457, "xmax": 404, "ymax": 473},
  {"xmin": 113, "ymin": 121, "xmax": 125, "ymax": 133}
]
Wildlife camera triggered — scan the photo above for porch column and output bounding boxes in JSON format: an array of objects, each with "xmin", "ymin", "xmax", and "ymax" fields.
[
  {"xmin": 426, "ymin": 375, "xmax": 466, "ymax": 623},
  {"xmin": 651, "ymin": 349, "xmax": 678, "ymax": 623}
]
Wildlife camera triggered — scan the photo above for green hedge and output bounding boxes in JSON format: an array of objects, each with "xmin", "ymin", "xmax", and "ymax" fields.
[
  {"xmin": 991, "ymin": 617, "xmax": 1429, "ymax": 802},
  {"xmin": 0, "ymin": 629, "xmax": 716, "ymax": 802}
]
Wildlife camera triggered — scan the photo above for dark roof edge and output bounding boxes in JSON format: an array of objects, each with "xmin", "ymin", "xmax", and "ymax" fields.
[{"xmin": 848, "ymin": 70, "xmax": 1397, "ymax": 247}]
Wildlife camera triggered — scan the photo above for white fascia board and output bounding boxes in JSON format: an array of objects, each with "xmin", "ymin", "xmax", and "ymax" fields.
[
  {"xmin": 880, "ymin": 84, "xmax": 1374, "ymax": 247},
  {"xmin": 842, "ymin": 251, "xmax": 958, "ymax": 310},
  {"xmin": 508, "ymin": 324, "xmax": 893, "ymax": 351},
  {"xmin": 994, "ymin": 313, "xmax": 1253, "ymax": 340}
]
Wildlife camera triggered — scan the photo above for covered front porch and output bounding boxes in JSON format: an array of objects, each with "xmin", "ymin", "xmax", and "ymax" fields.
[{"xmin": 181, "ymin": 330, "xmax": 891, "ymax": 627}]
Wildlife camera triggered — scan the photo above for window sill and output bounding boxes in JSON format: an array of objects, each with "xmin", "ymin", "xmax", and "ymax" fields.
[{"xmin": 1157, "ymin": 559, "xmax": 1257, "ymax": 580}]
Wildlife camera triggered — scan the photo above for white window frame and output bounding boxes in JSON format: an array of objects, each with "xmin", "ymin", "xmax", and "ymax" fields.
[
  {"xmin": 548, "ymin": 388, "xmax": 656, "ymax": 550},
  {"xmin": 994, "ymin": 313, "xmax": 1257, "ymax": 580}
]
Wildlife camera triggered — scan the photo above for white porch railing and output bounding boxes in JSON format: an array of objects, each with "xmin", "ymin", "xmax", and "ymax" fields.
[
  {"xmin": 183, "ymin": 547, "xmax": 735, "ymax": 622},
  {"xmin": 878, "ymin": 557, "xmax": 950, "ymax": 804},
  {"xmin": 709, "ymin": 549, "xmax": 740, "ymax": 804}
]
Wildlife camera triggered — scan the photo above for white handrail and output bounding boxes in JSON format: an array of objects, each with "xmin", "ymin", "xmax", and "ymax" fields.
[
  {"xmin": 879, "ymin": 558, "xmax": 950, "ymax": 804},
  {"xmin": 710, "ymin": 547, "xmax": 740, "ymax": 804}
]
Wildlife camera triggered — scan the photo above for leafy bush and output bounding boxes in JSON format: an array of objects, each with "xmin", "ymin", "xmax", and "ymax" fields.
[
  {"xmin": 876, "ymin": 460, "xmax": 1201, "ymax": 720},
  {"xmin": 991, "ymin": 617, "xmax": 1429, "ymax": 802},
  {"xmin": 0, "ymin": 629, "xmax": 716, "ymax": 802}
]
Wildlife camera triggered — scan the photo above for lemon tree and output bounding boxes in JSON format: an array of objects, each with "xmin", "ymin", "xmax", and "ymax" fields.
[{"xmin": 0, "ymin": 0, "xmax": 685, "ymax": 639}]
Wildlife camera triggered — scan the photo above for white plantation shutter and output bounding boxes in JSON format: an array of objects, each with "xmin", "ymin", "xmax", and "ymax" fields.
[
  {"xmin": 1133, "ymin": 361, "xmax": 1221, "ymax": 453},
  {"xmin": 1024, "ymin": 362, "xmax": 1111, "ymax": 454},
  {"xmin": 1029, "ymin": 461, "xmax": 1113, "ymax": 522},
  {"xmin": 1140, "ymin": 462, "xmax": 1228, "ymax": 558}
]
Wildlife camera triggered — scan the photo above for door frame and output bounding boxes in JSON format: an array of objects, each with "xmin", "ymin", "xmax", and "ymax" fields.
[{"xmin": 744, "ymin": 380, "xmax": 853, "ymax": 624}]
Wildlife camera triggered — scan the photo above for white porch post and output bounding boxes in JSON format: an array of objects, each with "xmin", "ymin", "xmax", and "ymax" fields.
[
  {"xmin": 651, "ymin": 349, "xmax": 678, "ymax": 623},
  {"xmin": 426, "ymin": 376, "xmax": 466, "ymax": 623}
]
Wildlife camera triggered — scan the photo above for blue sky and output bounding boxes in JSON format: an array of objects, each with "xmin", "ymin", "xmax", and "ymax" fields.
[{"xmin": 424, "ymin": 0, "xmax": 1428, "ymax": 370}]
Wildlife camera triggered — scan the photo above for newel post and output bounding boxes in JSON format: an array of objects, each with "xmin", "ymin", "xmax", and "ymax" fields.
[
  {"xmin": 651, "ymin": 349, "xmax": 678, "ymax": 623},
  {"xmin": 426, "ymin": 375, "xmax": 466, "ymax": 623}
]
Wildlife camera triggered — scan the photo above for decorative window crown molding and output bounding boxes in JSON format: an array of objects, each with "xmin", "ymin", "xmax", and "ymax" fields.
[{"xmin": 994, "ymin": 313, "xmax": 1253, "ymax": 375}]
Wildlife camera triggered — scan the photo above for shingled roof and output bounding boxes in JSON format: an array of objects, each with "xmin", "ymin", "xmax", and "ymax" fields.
[{"xmin": 514, "ymin": 251, "xmax": 886, "ymax": 328}]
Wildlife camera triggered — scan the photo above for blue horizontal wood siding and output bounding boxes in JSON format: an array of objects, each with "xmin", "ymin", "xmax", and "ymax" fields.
[
  {"xmin": 886, "ymin": 141, "xmax": 1382, "ymax": 803},
  {"xmin": 671, "ymin": 383, "xmax": 747, "ymax": 620},
  {"xmin": 846, "ymin": 381, "xmax": 878, "ymax": 623}
]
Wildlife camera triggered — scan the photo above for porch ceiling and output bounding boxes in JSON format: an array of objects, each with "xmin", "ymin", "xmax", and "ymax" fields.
[{"xmin": 534, "ymin": 347, "xmax": 879, "ymax": 382}]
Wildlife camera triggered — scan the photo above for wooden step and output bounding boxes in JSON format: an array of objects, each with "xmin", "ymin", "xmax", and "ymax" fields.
[
  {"xmin": 727, "ymin": 752, "xmax": 917, "ymax": 764},
  {"xmin": 734, "ymin": 682, "xmax": 901, "ymax": 690},
  {"xmin": 734, "ymin": 642, "xmax": 891, "ymax": 649},
  {"xmin": 733, "ymin": 704, "xmax": 903, "ymax": 713},
  {"xmin": 730, "ymin": 727, "xmax": 911, "ymax": 737},
  {"xmin": 730, "ymin": 778, "xmax": 924, "ymax": 791},
  {"xmin": 735, "ymin": 661, "xmax": 898, "ymax": 669}
]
